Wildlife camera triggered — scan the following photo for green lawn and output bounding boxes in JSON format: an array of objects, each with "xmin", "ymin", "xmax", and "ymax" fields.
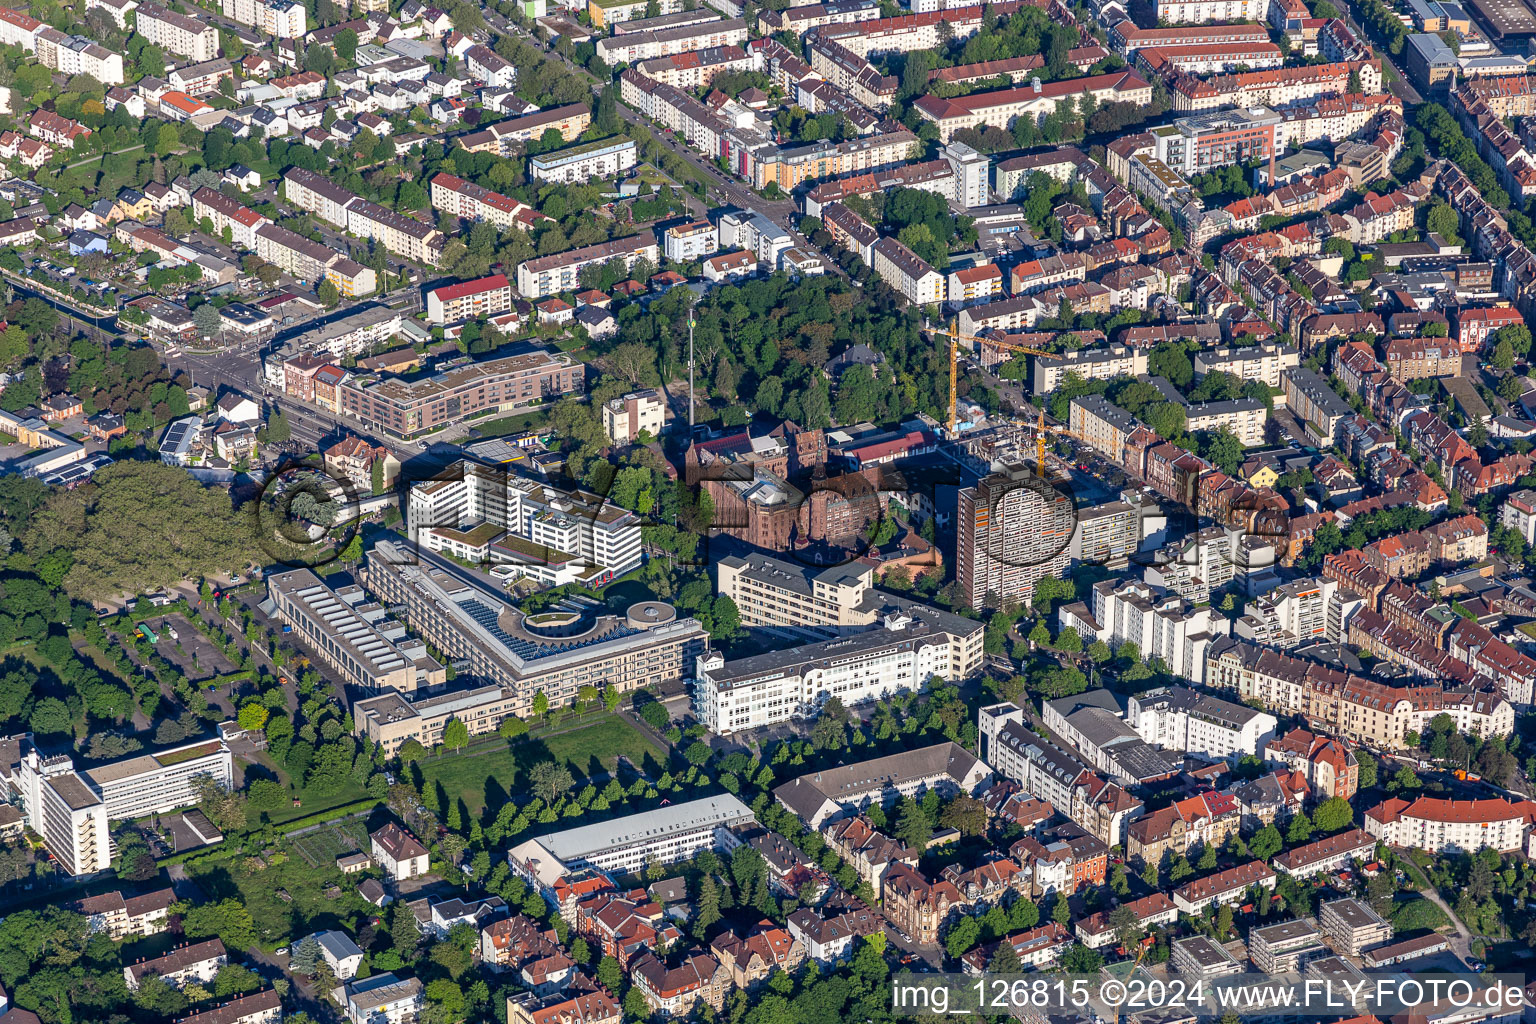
[
  {"xmin": 418, "ymin": 715, "xmax": 667, "ymax": 817},
  {"xmin": 471, "ymin": 409, "xmax": 550, "ymax": 438},
  {"xmin": 243, "ymin": 752, "xmax": 371, "ymax": 825}
]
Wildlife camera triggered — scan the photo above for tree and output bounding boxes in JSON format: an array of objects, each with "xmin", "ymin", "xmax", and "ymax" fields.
[
  {"xmin": 442, "ymin": 718, "xmax": 469, "ymax": 752},
  {"xmin": 398, "ymin": 738, "xmax": 426, "ymax": 762},
  {"xmin": 532, "ymin": 691, "xmax": 549, "ymax": 718},
  {"xmin": 1249, "ymin": 824, "xmax": 1282, "ymax": 861},
  {"xmin": 528, "ymin": 761, "xmax": 574, "ymax": 802},
  {"xmin": 895, "ymin": 799, "xmax": 931, "ymax": 851},
  {"xmin": 288, "ymin": 937, "xmax": 323, "ymax": 975},
  {"xmin": 318, "ymin": 278, "xmax": 341, "ymax": 308},
  {"xmin": 1286, "ymin": 811, "xmax": 1314, "ymax": 844},
  {"xmin": 945, "ymin": 916, "xmax": 981, "ymax": 958},
  {"xmin": 1312, "ymin": 796, "xmax": 1353, "ymax": 834},
  {"xmin": 181, "ymin": 899, "xmax": 256, "ymax": 951},
  {"xmin": 1356, "ymin": 750, "xmax": 1377, "ymax": 789},
  {"xmin": 940, "ymin": 796, "xmax": 988, "ymax": 837},
  {"xmin": 193, "ymin": 302, "xmax": 222, "ymax": 338},
  {"xmin": 237, "ymin": 703, "xmax": 269, "ymax": 732},
  {"xmin": 498, "ymin": 716, "xmax": 527, "ymax": 740}
]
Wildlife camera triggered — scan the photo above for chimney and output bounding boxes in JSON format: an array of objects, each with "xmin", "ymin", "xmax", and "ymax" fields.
[{"xmin": 1032, "ymin": 77, "xmax": 1042, "ymax": 94}]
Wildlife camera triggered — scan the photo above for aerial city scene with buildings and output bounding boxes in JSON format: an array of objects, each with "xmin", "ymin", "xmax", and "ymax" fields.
[{"xmin": 6, "ymin": 0, "xmax": 1536, "ymax": 1019}]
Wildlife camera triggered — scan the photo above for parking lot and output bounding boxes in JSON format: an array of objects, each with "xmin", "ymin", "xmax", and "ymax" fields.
[{"xmin": 139, "ymin": 613, "xmax": 240, "ymax": 682}]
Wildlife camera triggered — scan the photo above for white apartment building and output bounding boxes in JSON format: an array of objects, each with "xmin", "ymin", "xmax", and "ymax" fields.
[
  {"xmin": 192, "ymin": 187, "xmax": 271, "ymax": 249},
  {"xmin": 1153, "ymin": 0, "xmax": 1264, "ymax": 22},
  {"xmin": 408, "ymin": 462, "xmax": 644, "ymax": 576},
  {"xmin": 596, "ymin": 17, "xmax": 749, "ymax": 65},
  {"xmin": 124, "ymin": 938, "xmax": 227, "ymax": 991},
  {"xmin": 465, "ymin": 44, "xmax": 516, "ymax": 88},
  {"xmin": 1271, "ymin": 827, "xmax": 1376, "ymax": 878},
  {"xmin": 36, "ymin": 30, "xmax": 125, "ymax": 85},
  {"xmin": 11, "ymin": 749, "xmax": 111, "ymax": 875},
  {"xmin": 221, "ymin": 0, "xmax": 306, "ymax": 35},
  {"xmin": 871, "ymin": 237, "xmax": 946, "ymax": 306},
  {"xmin": 425, "ymin": 273, "xmax": 514, "ymax": 324},
  {"xmin": 1034, "ymin": 345, "xmax": 1147, "ymax": 395},
  {"xmin": 943, "ymin": 140, "xmax": 991, "ymax": 208},
  {"xmin": 1319, "ymin": 898, "xmax": 1393, "ymax": 955},
  {"xmin": 695, "ymin": 609, "xmax": 982, "ymax": 734},
  {"xmin": 345, "ymin": 973, "xmax": 424, "ymax": 1024},
  {"xmin": 508, "ymin": 795, "xmax": 753, "ymax": 885},
  {"xmin": 530, "ymin": 136, "xmax": 637, "ymax": 184},
  {"xmin": 1069, "ymin": 394, "xmax": 1144, "ymax": 464},
  {"xmin": 978, "ymin": 703, "xmax": 1091, "ymax": 811},
  {"xmin": 0, "ymin": 6, "xmax": 46, "ymax": 50},
  {"xmin": 11, "ymin": 738, "xmax": 232, "ymax": 875},
  {"xmin": 1183, "ymin": 397, "xmax": 1267, "ymax": 447},
  {"xmin": 1194, "ymin": 343, "xmax": 1300, "ymax": 389},
  {"xmin": 663, "ymin": 220, "xmax": 720, "ymax": 263},
  {"xmin": 135, "ymin": 4, "xmax": 220, "ymax": 60},
  {"xmin": 774, "ymin": 742, "xmax": 990, "ymax": 828},
  {"xmin": 1364, "ymin": 796, "xmax": 1536, "ymax": 854},
  {"xmin": 182, "ymin": 990, "xmax": 283, "ymax": 1024},
  {"xmin": 602, "ymin": 389, "xmax": 665, "ymax": 444},
  {"xmin": 1060, "ymin": 579, "xmax": 1232, "ymax": 685},
  {"xmin": 1126, "ymin": 685, "xmax": 1277, "ymax": 761},
  {"xmin": 1172, "ymin": 860, "xmax": 1277, "ymax": 914},
  {"xmin": 1233, "ymin": 577, "xmax": 1345, "ymax": 649},
  {"xmin": 516, "ymin": 233, "xmax": 658, "ymax": 299},
  {"xmin": 718, "ymin": 210, "xmax": 792, "ymax": 269},
  {"xmin": 1501, "ymin": 489, "xmax": 1536, "ymax": 546},
  {"xmin": 85, "ymin": 0, "xmax": 137, "ymax": 30}
]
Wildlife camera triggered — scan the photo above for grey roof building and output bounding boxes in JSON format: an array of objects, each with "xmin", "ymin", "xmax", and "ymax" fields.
[{"xmin": 773, "ymin": 742, "xmax": 990, "ymax": 828}]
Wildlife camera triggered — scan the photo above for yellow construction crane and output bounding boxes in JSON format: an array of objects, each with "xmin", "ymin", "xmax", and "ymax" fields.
[{"xmin": 932, "ymin": 321, "xmax": 1091, "ymax": 476}]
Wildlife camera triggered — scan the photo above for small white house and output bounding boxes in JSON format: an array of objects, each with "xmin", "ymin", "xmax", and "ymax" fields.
[
  {"xmin": 215, "ymin": 392, "xmax": 262, "ymax": 424},
  {"xmin": 313, "ymin": 929, "xmax": 365, "ymax": 981}
]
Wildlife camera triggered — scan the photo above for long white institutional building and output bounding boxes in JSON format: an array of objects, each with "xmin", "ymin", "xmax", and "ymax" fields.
[
  {"xmin": 508, "ymin": 794, "xmax": 755, "ymax": 888},
  {"xmin": 1364, "ymin": 796, "xmax": 1536, "ymax": 854},
  {"xmin": 3, "ymin": 736, "xmax": 233, "ymax": 874},
  {"xmin": 695, "ymin": 606, "xmax": 983, "ymax": 734}
]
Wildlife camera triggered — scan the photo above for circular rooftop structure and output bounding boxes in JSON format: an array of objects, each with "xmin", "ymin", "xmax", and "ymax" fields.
[
  {"xmin": 505, "ymin": 606, "xmax": 602, "ymax": 640},
  {"xmin": 626, "ymin": 601, "xmax": 677, "ymax": 629}
]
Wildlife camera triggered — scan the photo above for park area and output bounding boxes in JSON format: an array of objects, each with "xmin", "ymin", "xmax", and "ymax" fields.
[{"xmin": 417, "ymin": 715, "xmax": 668, "ymax": 818}]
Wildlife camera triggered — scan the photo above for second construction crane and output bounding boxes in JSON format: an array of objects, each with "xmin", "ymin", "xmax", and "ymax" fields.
[{"xmin": 932, "ymin": 320, "xmax": 1093, "ymax": 476}]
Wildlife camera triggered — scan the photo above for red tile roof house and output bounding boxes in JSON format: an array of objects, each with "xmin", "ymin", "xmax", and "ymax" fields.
[
  {"xmin": 630, "ymin": 951, "xmax": 731, "ymax": 1016},
  {"xmin": 370, "ymin": 822, "xmax": 429, "ymax": 881}
]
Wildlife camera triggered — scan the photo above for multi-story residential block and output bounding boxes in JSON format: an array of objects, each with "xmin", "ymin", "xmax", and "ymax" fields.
[
  {"xmin": 1151, "ymin": 106, "xmax": 1280, "ymax": 178},
  {"xmin": 1319, "ymin": 897, "xmax": 1392, "ymax": 955},
  {"xmin": 530, "ymin": 137, "xmax": 638, "ymax": 184},
  {"xmin": 695, "ymin": 607, "xmax": 983, "ymax": 734},
  {"xmin": 602, "ymin": 389, "xmax": 665, "ymax": 444},
  {"xmin": 1171, "ymin": 934, "xmax": 1243, "ymax": 979},
  {"xmin": 1205, "ymin": 637, "xmax": 1514, "ymax": 751},
  {"xmin": 662, "ymin": 220, "xmax": 719, "ymax": 263},
  {"xmin": 1247, "ymin": 919, "xmax": 1325, "ymax": 973},
  {"xmin": 511, "ymin": 795, "xmax": 753, "ymax": 887},
  {"xmin": 1364, "ymin": 796, "xmax": 1536, "ymax": 853},
  {"xmin": 180, "ymin": 989, "xmax": 283, "ymax": 1024},
  {"xmin": 222, "ymin": 0, "xmax": 306, "ymax": 35},
  {"xmin": 1194, "ymin": 343, "xmax": 1299, "ymax": 388},
  {"xmin": 1283, "ymin": 367, "xmax": 1353, "ymax": 447},
  {"xmin": 371, "ymin": 823, "xmax": 431, "ymax": 879},
  {"xmin": 774, "ymin": 742, "xmax": 990, "ymax": 829},
  {"xmin": 870, "ymin": 236, "xmax": 944, "ymax": 305},
  {"xmin": 344, "ymin": 973, "xmax": 424, "ymax": 1024},
  {"xmin": 960, "ymin": 922, "xmax": 1075, "ymax": 972},
  {"xmin": 1034, "ymin": 345, "xmax": 1147, "ymax": 395},
  {"xmin": 1168, "ymin": 60, "xmax": 1381, "ymax": 113},
  {"xmin": 426, "ymin": 274, "xmax": 515, "ymax": 324},
  {"xmin": 508, "ymin": 990, "xmax": 621, "ymax": 1024},
  {"xmin": 1172, "ymin": 860, "xmax": 1277, "ymax": 914},
  {"xmin": 135, "ymin": 3, "xmax": 220, "ymax": 60},
  {"xmin": 956, "ymin": 462, "xmax": 1075, "ymax": 609},
  {"xmin": 822, "ymin": 816, "xmax": 918, "ymax": 897},
  {"xmin": 192, "ymin": 187, "xmax": 270, "ymax": 249},
  {"xmin": 1059, "ymin": 579, "xmax": 1231, "ymax": 685},
  {"xmin": 709, "ymin": 921, "xmax": 806, "ymax": 990},
  {"xmin": 429, "ymin": 172, "xmax": 547, "ymax": 232},
  {"xmin": 70, "ymin": 888, "xmax": 176, "ymax": 939},
  {"xmin": 589, "ymin": 0, "xmax": 683, "ymax": 28},
  {"xmin": 1126, "ymin": 686, "xmax": 1276, "ymax": 762},
  {"xmin": 35, "ymin": 29, "xmax": 124, "ymax": 85},
  {"xmin": 461, "ymin": 105, "xmax": 592, "ymax": 156},
  {"xmin": 597, "ymin": 18, "xmax": 748, "ymax": 64},
  {"xmin": 1272, "ymin": 827, "xmax": 1376, "ymax": 878},
  {"xmin": 464, "ymin": 43, "xmax": 516, "ymax": 88},
  {"xmin": 124, "ymin": 939, "xmax": 228, "ymax": 991},
  {"xmin": 516, "ymin": 234, "xmax": 658, "ymax": 298},
  {"xmin": 85, "ymin": 0, "xmax": 137, "ymax": 29},
  {"xmin": 635, "ymin": 44, "xmax": 756, "ymax": 90},
  {"xmin": 1502, "ymin": 488, "xmax": 1536, "ymax": 545},
  {"xmin": 753, "ymin": 130, "xmax": 921, "ymax": 191},
  {"xmin": 913, "ymin": 72, "xmax": 1153, "ymax": 143},
  {"xmin": 282, "ymin": 168, "xmax": 443, "ymax": 264},
  {"xmin": 1076, "ymin": 893, "xmax": 1178, "ymax": 948},
  {"xmin": 341, "ymin": 349, "xmax": 583, "ymax": 438}
]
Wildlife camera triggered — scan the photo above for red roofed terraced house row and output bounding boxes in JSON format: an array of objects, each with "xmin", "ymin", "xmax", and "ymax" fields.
[{"xmin": 913, "ymin": 72, "xmax": 1154, "ymax": 143}]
